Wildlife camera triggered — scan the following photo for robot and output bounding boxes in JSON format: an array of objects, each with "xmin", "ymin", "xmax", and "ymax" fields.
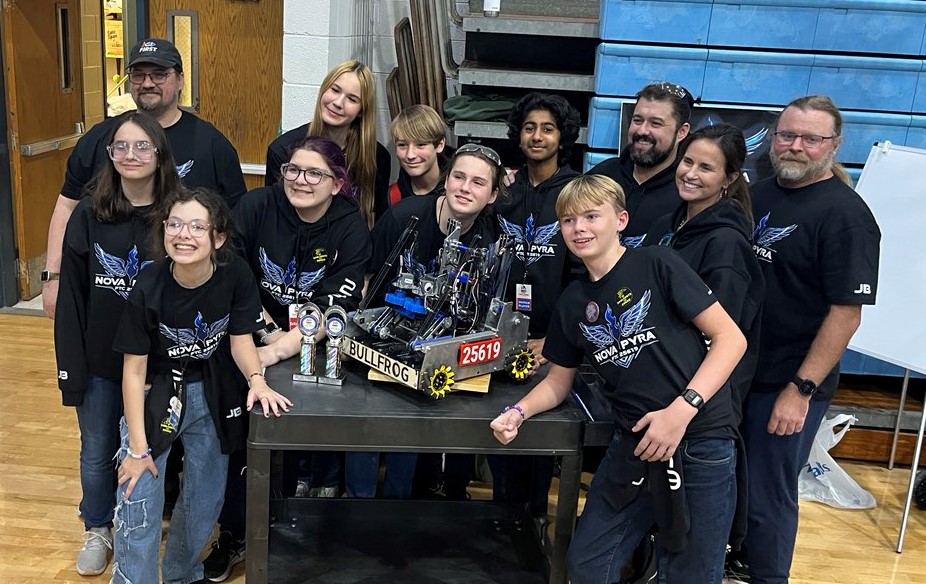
[{"xmin": 343, "ymin": 216, "xmax": 533, "ymax": 398}]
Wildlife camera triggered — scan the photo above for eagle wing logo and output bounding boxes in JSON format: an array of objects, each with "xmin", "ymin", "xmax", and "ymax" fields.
[
  {"xmin": 579, "ymin": 290, "xmax": 653, "ymax": 368},
  {"xmin": 498, "ymin": 216, "xmax": 524, "ymax": 241},
  {"xmin": 176, "ymin": 160, "xmax": 194, "ymax": 178},
  {"xmin": 296, "ymin": 266, "xmax": 326, "ymax": 292},
  {"xmin": 753, "ymin": 212, "xmax": 797, "ymax": 247},
  {"xmin": 94, "ymin": 244, "xmax": 152, "ymax": 298},
  {"xmin": 617, "ymin": 290, "xmax": 651, "ymax": 338},
  {"xmin": 580, "ymin": 304, "xmax": 620, "ymax": 350},
  {"xmin": 159, "ymin": 311, "xmax": 229, "ymax": 359},
  {"xmin": 621, "ymin": 234, "xmax": 646, "ymax": 249}
]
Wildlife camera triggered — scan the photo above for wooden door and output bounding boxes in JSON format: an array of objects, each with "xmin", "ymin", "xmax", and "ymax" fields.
[
  {"xmin": 2, "ymin": 0, "xmax": 84, "ymax": 299},
  {"xmin": 148, "ymin": 0, "xmax": 283, "ymax": 190}
]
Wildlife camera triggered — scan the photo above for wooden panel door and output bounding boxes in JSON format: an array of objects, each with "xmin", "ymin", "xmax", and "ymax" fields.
[
  {"xmin": 2, "ymin": 0, "xmax": 84, "ymax": 299},
  {"xmin": 147, "ymin": 0, "xmax": 283, "ymax": 171}
]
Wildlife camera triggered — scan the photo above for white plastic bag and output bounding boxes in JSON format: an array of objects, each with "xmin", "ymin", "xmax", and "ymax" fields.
[{"xmin": 798, "ymin": 414, "xmax": 876, "ymax": 509}]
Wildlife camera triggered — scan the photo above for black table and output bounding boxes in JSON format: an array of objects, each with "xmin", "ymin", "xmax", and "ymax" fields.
[{"xmin": 246, "ymin": 359, "xmax": 586, "ymax": 584}]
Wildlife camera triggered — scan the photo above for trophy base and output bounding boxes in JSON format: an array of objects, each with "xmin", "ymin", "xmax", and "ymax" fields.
[
  {"xmin": 293, "ymin": 373, "xmax": 318, "ymax": 383},
  {"xmin": 316, "ymin": 375, "xmax": 344, "ymax": 386}
]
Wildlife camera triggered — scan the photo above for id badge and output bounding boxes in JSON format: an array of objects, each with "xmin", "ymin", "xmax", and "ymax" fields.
[
  {"xmin": 168, "ymin": 395, "xmax": 182, "ymax": 428},
  {"xmin": 289, "ymin": 303, "xmax": 300, "ymax": 331},
  {"xmin": 516, "ymin": 283, "xmax": 532, "ymax": 312}
]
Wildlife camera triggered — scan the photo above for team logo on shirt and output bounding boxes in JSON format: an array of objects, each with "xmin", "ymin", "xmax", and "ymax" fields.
[
  {"xmin": 580, "ymin": 290, "xmax": 658, "ymax": 368},
  {"xmin": 312, "ymin": 247, "xmax": 328, "ymax": 263},
  {"xmin": 176, "ymin": 160, "xmax": 194, "ymax": 178},
  {"xmin": 258, "ymin": 247, "xmax": 326, "ymax": 305},
  {"xmin": 752, "ymin": 212, "xmax": 797, "ymax": 262},
  {"xmin": 93, "ymin": 244, "xmax": 153, "ymax": 299},
  {"xmin": 621, "ymin": 234, "xmax": 646, "ymax": 248},
  {"xmin": 498, "ymin": 214, "xmax": 560, "ymax": 266},
  {"xmin": 585, "ymin": 302, "xmax": 599, "ymax": 322},
  {"xmin": 159, "ymin": 311, "xmax": 230, "ymax": 359}
]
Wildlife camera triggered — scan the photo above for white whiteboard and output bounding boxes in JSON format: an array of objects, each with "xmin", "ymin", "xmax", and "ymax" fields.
[{"xmin": 849, "ymin": 142, "xmax": 926, "ymax": 375}]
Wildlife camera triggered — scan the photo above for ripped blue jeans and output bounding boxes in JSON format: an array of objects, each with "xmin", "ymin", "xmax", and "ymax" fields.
[{"xmin": 112, "ymin": 380, "xmax": 228, "ymax": 584}]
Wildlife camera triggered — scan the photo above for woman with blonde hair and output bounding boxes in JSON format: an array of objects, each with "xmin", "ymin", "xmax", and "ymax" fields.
[{"xmin": 265, "ymin": 60, "xmax": 390, "ymax": 225}]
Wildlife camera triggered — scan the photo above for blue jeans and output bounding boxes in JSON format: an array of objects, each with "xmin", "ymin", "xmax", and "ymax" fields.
[
  {"xmin": 741, "ymin": 390, "xmax": 830, "ymax": 584},
  {"xmin": 567, "ymin": 434, "xmax": 736, "ymax": 584},
  {"xmin": 76, "ymin": 375, "xmax": 122, "ymax": 529},
  {"xmin": 345, "ymin": 452, "xmax": 417, "ymax": 498},
  {"xmin": 112, "ymin": 380, "xmax": 228, "ymax": 584}
]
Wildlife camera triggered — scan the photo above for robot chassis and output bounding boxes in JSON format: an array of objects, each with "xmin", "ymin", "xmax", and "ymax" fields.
[{"xmin": 344, "ymin": 216, "xmax": 534, "ymax": 398}]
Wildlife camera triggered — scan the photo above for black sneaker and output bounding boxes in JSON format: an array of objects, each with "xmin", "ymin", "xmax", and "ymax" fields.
[
  {"xmin": 723, "ymin": 555, "xmax": 751, "ymax": 583},
  {"xmin": 203, "ymin": 532, "xmax": 245, "ymax": 582}
]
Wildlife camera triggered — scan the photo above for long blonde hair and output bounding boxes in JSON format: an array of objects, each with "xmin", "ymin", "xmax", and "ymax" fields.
[{"xmin": 309, "ymin": 60, "xmax": 378, "ymax": 225}]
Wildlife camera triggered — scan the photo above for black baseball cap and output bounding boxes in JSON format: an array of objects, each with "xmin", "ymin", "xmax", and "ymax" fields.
[{"xmin": 127, "ymin": 38, "xmax": 183, "ymax": 71}]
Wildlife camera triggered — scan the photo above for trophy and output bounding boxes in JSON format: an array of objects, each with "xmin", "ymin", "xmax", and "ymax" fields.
[
  {"xmin": 293, "ymin": 302, "xmax": 322, "ymax": 383},
  {"xmin": 318, "ymin": 305, "xmax": 347, "ymax": 386}
]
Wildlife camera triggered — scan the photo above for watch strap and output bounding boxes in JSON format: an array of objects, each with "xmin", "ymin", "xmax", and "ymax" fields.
[{"xmin": 682, "ymin": 388, "xmax": 705, "ymax": 410}]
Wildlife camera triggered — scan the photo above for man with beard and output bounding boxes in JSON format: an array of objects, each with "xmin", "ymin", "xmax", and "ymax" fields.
[
  {"xmin": 588, "ymin": 82, "xmax": 692, "ymax": 246},
  {"xmin": 728, "ymin": 95, "xmax": 880, "ymax": 584},
  {"xmin": 42, "ymin": 38, "xmax": 245, "ymax": 319}
]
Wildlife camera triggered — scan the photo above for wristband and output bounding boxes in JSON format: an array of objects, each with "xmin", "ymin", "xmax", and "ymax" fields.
[
  {"xmin": 503, "ymin": 404, "xmax": 526, "ymax": 420},
  {"xmin": 127, "ymin": 446, "xmax": 152, "ymax": 459}
]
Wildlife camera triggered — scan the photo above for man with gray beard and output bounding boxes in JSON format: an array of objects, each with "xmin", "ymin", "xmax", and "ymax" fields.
[
  {"xmin": 588, "ymin": 82, "xmax": 692, "ymax": 246},
  {"xmin": 728, "ymin": 95, "xmax": 881, "ymax": 584}
]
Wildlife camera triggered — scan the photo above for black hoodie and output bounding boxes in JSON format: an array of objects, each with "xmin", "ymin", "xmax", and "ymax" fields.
[
  {"xmin": 589, "ymin": 144, "xmax": 682, "ymax": 246},
  {"xmin": 646, "ymin": 199, "xmax": 765, "ymax": 412},
  {"xmin": 233, "ymin": 186, "xmax": 371, "ymax": 328},
  {"xmin": 497, "ymin": 166, "xmax": 582, "ymax": 337},
  {"xmin": 264, "ymin": 123, "xmax": 392, "ymax": 220},
  {"xmin": 389, "ymin": 146, "xmax": 455, "ymax": 204},
  {"xmin": 55, "ymin": 198, "xmax": 155, "ymax": 406}
]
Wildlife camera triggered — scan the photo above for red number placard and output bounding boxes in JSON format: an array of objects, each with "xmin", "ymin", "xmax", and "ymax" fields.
[{"xmin": 458, "ymin": 337, "xmax": 502, "ymax": 367}]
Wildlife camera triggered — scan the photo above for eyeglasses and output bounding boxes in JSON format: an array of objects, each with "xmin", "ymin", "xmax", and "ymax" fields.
[
  {"xmin": 163, "ymin": 218, "xmax": 212, "ymax": 238},
  {"xmin": 280, "ymin": 164, "xmax": 335, "ymax": 185},
  {"xmin": 128, "ymin": 70, "xmax": 174, "ymax": 85},
  {"xmin": 773, "ymin": 131, "xmax": 836, "ymax": 148},
  {"xmin": 107, "ymin": 140, "xmax": 157, "ymax": 162},
  {"xmin": 456, "ymin": 143, "xmax": 503, "ymax": 168}
]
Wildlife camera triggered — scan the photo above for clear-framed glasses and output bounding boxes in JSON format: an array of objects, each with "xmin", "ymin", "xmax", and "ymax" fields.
[
  {"xmin": 128, "ymin": 69, "xmax": 174, "ymax": 85},
  {"xmin": 773, "ymin": 131, "xmax": 835, "ymax": 148},
  {"xmin": 163, "ymin": 218, "xmax": 212, "ymax": 238},
  {"xmin": 280, "ymin": 164, "xmax": 335, "ymax": 185},
  {"xmin": 456, "ymin": 143, "xmax": 503, "ymax": 168},
  {"xmin": 107, "ymin": 140, "xmax": 157, "ymax": 162}
]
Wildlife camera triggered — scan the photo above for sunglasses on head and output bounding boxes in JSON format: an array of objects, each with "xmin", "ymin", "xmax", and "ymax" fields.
[{"xmin": 456, "ymin": 143, "xmax": 503, "ymax": 168}]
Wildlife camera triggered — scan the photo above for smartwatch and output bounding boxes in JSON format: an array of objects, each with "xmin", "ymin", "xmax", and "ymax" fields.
[
  {"xmin": 682, "ymin": 388, "xmax": 705, "ymax": 411},
  {"xmin": 792, "ymin": 376, "xmax": 818, "ymax": 397},
  {"xmin": 41, "ymin": 271, "xmax": 59, "ymax": 282}
]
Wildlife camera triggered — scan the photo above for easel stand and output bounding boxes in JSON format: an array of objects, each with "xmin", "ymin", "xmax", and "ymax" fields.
[{"xmin": 896, "ymin": 367, "xmax": 925, "ymax": 552}]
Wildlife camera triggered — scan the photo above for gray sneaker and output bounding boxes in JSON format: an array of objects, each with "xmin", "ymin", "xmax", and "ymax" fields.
[
  {"xmin": 76, "ymin": 526, "xmax": 112, "ymax": 576},
  {"xmin": 307, "ymin": 486, "xmax": 339, "ymax": 498}
]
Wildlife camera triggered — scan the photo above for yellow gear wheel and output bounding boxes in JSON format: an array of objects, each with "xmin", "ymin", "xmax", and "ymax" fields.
[
  {"xmin": 428, "ymin": 365, "xmax": 455, "ymax": 398},
  {"xmin": 508, "ymin": 348, "xmax": 534, "ymax": 381}
]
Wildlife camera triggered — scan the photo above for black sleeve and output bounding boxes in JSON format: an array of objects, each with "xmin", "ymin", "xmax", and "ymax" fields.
[
  {"xmin": 228, "ymin": 259, "xmax": 265, "ymax": 335},
  {"xmin": 373, "ymin": 142, "xmax": 393, "ymax": 221},
  {"xmin": 658, "ymin": 250, "xmax": 717, "ymax": 323},
  {"xmin": 212, "ymin": 132, "xmax": 247, "ymax": 209},
  {"xmin": 313, "ymin": 218, "xmax": 371, "ymax": 311},
  {"xmin": 820, "ymin": 218, "xmax": 881, "ymax": 305},
  {"xmin": 113, "ymin": 280, "xmax": 154, "ymax": 357},
  {"xmin": 264, "ymin": 139, "xmax": 287, "ymax": 187},
  {"xmin": 60, "ymin": 127, "xmax": 109, "ymax": 200},
  {"xmin": 541, "ymin": 288, "xmax": 584, "ymax": 368},
  {"xmin": 369, "ymin": 206, "xmax": 404, "ymax": 275},
  {"xmin": 54, "ymin": 209, "xmax": 92, "ymax": 404},
  {"xmin": 230, "ymin": 188, "xmax": 266, "ymax": 253}
]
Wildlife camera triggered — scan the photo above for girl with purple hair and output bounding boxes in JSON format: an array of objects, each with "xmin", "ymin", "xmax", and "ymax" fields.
[{"xmin": 202, "ymin": 136, "xmax": 371, "ymax": 580}]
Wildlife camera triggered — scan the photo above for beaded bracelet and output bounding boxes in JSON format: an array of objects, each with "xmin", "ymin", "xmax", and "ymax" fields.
[
  {"xmin": 127, "ymin": 446, "xmax": 152, "ymax": 459},
  {"xmin": 503, "ymin": 404, "xmax": 526, "ymax": 420}
]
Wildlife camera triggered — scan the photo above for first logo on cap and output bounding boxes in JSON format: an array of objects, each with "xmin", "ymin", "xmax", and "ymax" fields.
[{"xmin": 139, "ymin": 41, "xmax": 158, "ymax": 53}]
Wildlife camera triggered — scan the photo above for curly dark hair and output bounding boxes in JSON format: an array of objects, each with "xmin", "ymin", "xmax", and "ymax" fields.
[
  {"xmin": 506, "ymin": 92, "xmax": 581, "ymax": 166},
  {"xmin": 150, "ymin": 187, "xmax": 239, "ymax": 265}
]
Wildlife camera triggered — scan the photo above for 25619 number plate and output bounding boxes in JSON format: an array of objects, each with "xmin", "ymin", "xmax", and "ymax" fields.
[{"xmin": 458, "ymin": 337, "xmax": 502, "ymax": 367}]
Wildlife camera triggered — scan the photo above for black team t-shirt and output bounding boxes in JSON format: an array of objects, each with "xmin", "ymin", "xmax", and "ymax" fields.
[
  {"xmin": 369, "ymin": 194, "xmax": 498, "ymax": 283},
  {"xmin": 114, "ymin": 256, "xmax": 264, "ymax": 378},
  {"xmin": 61, "ymin": 111, "xmax": 246, "ymax": 208},
  {"xmin": 751, "ymin": 176, "xmax": 880, "ymax": 398},
  {"xmin": 543, "ymin": 246, "xmax": 735, "ymax": 438}
]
